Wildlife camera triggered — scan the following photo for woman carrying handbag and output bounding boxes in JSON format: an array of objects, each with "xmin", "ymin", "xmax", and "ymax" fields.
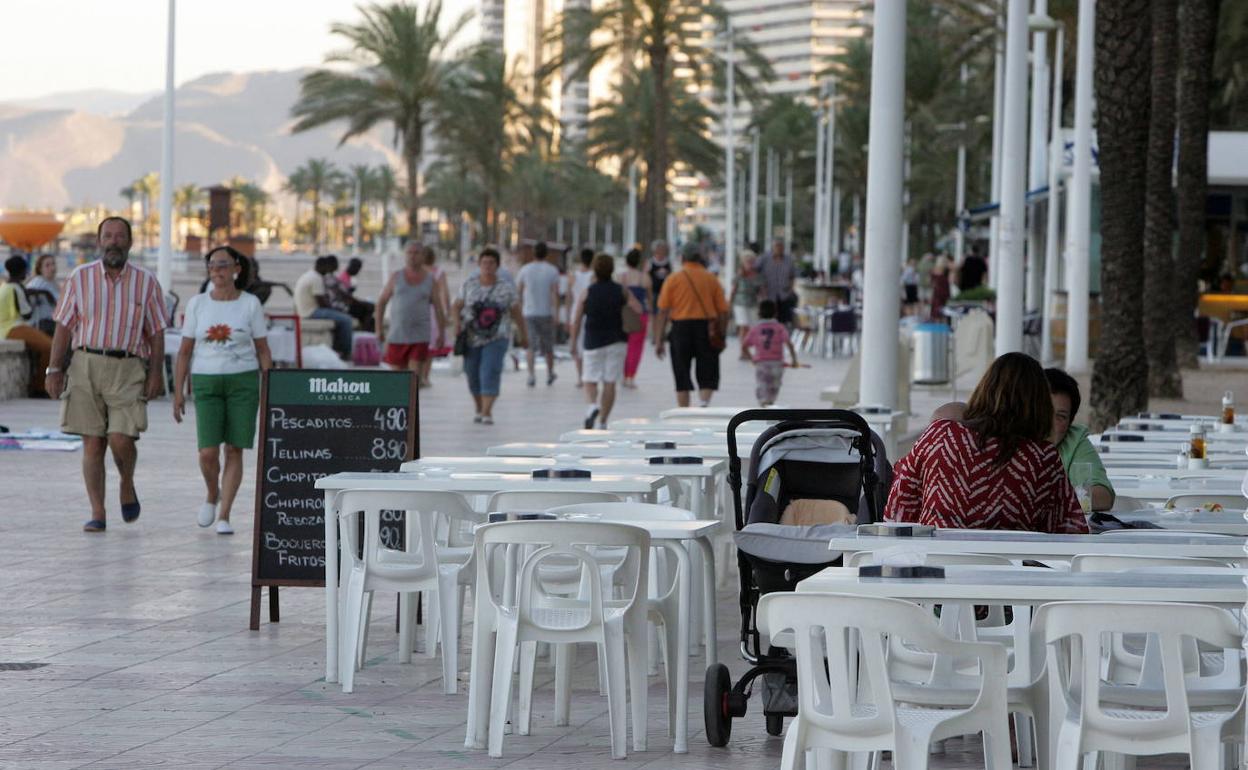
[{"xmin": 651, "ymin": 243, "xmax": 730, "ymax": 408}]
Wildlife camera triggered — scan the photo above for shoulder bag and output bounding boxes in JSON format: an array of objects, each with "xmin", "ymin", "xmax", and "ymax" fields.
[
  {"xmin": 683, "ymin": 272, "xmax": 726, "ymax": 352},
  {"xmin": 620, "ymin": 285, "xmax": 643, "ymax": 334}
]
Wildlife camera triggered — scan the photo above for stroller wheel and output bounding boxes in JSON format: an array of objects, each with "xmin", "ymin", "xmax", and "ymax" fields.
[
  {"xmin": 765, "ymin": 713, "xmax": 784, "ymax": 736},
  {"xmin": 704, "ymin": 663, "xmax": 733, "ymax": 747}
]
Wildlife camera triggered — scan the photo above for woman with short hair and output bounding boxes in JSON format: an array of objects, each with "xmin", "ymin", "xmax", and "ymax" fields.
[
  {"xmin": 173, "ymin": 246, "xmax": 273, "ymax": 534},
  {"xmin": 571, "ymin": 253, "xmax": 644, "ymax": 428},
  {"xmin": 452, "ymin": 248, "xmax": 527, "ymax": 425},
  {"xmin": 885, "ymin": 352, "xmax": 1087, "ymax": 533}
]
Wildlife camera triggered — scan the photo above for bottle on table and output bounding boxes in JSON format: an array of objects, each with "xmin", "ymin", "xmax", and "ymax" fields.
[
  {"xmin": 1221, "ymin": 390, "xmax": 1235, "ymax": 429},
  {"xmin": 1189, "ymin": 422, "xmax": 1207, "ymax": 460}
]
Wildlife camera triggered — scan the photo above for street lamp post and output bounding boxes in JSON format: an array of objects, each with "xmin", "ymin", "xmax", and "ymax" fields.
[
  {"xmin": 988, "ymin": 0, "xmax": 1005, "ymax": 289},
  {"xmin": 994, "ymin": 0, "xmax": 1030, "ymax": 355},
  {"xmin": 1026, "ymin": 2, "xmax": 1053, "ymax": 313},
  {"xmin": 1041, "ymin": 25, "xmax": 1066, "ymax": 364},
  {"xmin": 723, "ymin": 22, "xmax": 736, "ymax": 284},
  {"xmin": 1065, "ymin": 0, "xmax": 1095, "ymax": 373},
  {"xmin": 157, "ymin": 0, "xmax": 176, "ymax": 290},
  {"xmin": 748, "ymin": 129, "xmax": 760, "ymax": 246},
  {"xmin": 858, "ymin": 0, "xmax": 906, "ymax": 410},
  {"xmin": 813, "ymin": 91, "xmax": 827, "ymax": 271}
]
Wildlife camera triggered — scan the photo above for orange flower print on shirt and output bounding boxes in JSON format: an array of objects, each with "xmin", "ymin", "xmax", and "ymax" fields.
[{"xmin": 205, "ymin": 324, "xmax": 234, "ymax": 344}]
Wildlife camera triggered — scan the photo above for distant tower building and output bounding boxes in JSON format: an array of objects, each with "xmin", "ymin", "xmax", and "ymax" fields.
[
  {"xmin": 480, "ymin": 0, "xmax": 505, "ymax": 44},
  {"xmin": 723, "ymin": 0, "xmax": 868, "ymax": 95}
]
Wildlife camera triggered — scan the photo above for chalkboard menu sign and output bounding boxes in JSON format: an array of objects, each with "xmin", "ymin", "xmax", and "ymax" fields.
[{"xmin": 249, "ymin": 369, "xmax": 417, "ymax": 629}]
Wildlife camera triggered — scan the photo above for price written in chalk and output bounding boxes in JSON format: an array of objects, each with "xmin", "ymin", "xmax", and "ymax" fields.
[
  {"xmin": 374, "ymin": 407, "xmax": 408, "ymax": 432},
  {"xmin": 371, "ymin": 438, "xmax": 407, "ymax": 460}
]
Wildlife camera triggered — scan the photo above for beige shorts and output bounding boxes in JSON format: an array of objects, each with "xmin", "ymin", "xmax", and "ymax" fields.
[{"xmin": 60, "ymin": 351, "xmax": 148, "ymax": 438}]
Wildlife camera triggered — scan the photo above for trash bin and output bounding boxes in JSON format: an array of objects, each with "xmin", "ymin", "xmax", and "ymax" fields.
[{"xmin": 912, "ymin": 323, "xmax": 951, "ymax": 384}]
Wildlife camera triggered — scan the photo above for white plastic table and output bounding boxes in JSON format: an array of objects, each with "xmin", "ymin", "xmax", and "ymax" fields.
[
  {"xmin": 402, "ymin": 455, "xmax": 725, "ymax": 520},
  {"xmin": 1104, "ymin": 477, "xmax": 1244, "ymax": 503},
  {"xmin": 660, "ymin": 405, "xmax": 789, "ymax": 420},
  {"xmin": 796, "ymin": 564, "xmax": 1246, "ymax": 607},
  {"xmin": 1114, "ymin": 509, "xmax": 1248, "ymax": 536},
  {"xmin": 558, "ymin": 427, "xmax": 764, "ymax": 444},
  {"xmin": 1106, "ymin": 468, "xmax": 1248, "ymax": 481},
  {"xmin": 315, "ymin": 470, "xmax": 666, "ymax": 685},
  {"xmin": 463, "ymin": 517, "xmax": 719, "ymax": 754},
  {"xmin": 826, "ymin": 529, "xmax": 1248, "ymax": 562}
]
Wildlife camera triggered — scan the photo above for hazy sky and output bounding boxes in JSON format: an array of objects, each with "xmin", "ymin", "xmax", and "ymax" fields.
[{"xmin": 0, "ymin": 0, "xmax": 476, "ymax": 101}]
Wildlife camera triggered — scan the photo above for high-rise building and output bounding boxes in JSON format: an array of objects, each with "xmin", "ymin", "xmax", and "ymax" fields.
[
  {"xmin": 723, "ymin": 0, "xmax": 868, "ymax": 95},
  {"xmin": 480, "ymin": 0, "xmax": 505, "ymax": 45}
]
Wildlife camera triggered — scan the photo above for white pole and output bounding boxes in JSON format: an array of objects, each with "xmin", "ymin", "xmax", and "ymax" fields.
[
  {"xmin": 459, "ymin": 212, "xmax": 470, "ymax": 263},
  {"xmin": 989, "ymin": 0, "xmax": 1005, "ymax": 289},
  {"xmin": 556, "ymin": 217, "xmax": 564, "ymax": 244},
  {"xmin": 626, "ymin": 162, "xmax": 637, "ymax": 247},
  {"xmin": 901, "ymin": 122, "xmax": 911, "ymax": 267},
  {"xmin": 1041, "ymin": 26, "xmax": 1065, "ymax": 364},
  {"xmin": 824, "ymin": 82, "xmax": 837, "ymax": 265},
  {"xmin": 738, "ymin": 167, "xmax": 748, "ymax": 249},
  {"xmin": 994, "ymin": 0, "xmax": 1030, "ymax": 355},
  {"xmin": 667, "ymin": 211, "xmax": 677, "ymax": 252},
  {"xmin": 572, "ymin": 218, "xmax": 580, "ymax": 249},
  {"xmin": 832, "ymin": 186, "xmax": 843, "ymax": 270},
  {"xmin": 723, "ymin": 24, "xmax": 736, "ymax": 286},
  {"xmin": 784, "ymin": 152, "xmax": 793, "ymax": 250},
  {"xmin": 748, "ymin": 129, "xmax": 759, "ymax": 246},
  {"xmin": 157, "ymin": 0, "xmax": 175, "ymax": 290},
  {"xmin": 763, "ymin": 148, "xmax": 774, "ymax": 245},
  {"xmin": 852, "ymin": 194, "xmax": 861, "ymax": 254},
  {"xmin": 1065, "ymin": 0, "xmax": 1094, "ymax": 373},
  {"xmin": 955, "ymin": 64, "xmax": 968, "ymax": 266},
  {"xmin": 588, "ymin": 211, "xmax": 597, "ymax": 247},
  {"xmin": 352, "ymin": 176, "xmax": 362, "ymax": 256},
  {"xmin": 1026, "ymin": 0, "xmax": 1051, "ymax": 313},
  {"xmin": 605, "ymin": 216, "xmax": 613, "ymax": 253},
  {"xmin": 858, "ymin": 0, "xmax": 906, "ymax": 410},
  {"xmin": 813, "ymin": 92, "xmax": 827, "ymax": 272}
]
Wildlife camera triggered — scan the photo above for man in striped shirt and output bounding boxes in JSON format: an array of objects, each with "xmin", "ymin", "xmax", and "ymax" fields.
[{"xmin": 46, "ymin": 217, "xmax": 169, "ymax": 533}]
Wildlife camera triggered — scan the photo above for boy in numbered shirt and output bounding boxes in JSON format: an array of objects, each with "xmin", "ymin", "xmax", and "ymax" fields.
[{"xmin": 742, "ymin": 299, "xmax": 799, "ymax": 407}]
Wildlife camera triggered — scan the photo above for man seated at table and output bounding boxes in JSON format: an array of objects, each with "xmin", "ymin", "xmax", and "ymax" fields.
[
  {"xmin": 886, "ymin": 352, "xmax": 1089, "ymax": 533},
  {"xmin": 1045, "ymin": 367, "xmax": 1115, "ymax": 511},
  {"xmin": 926, "ymin": 368, "xmax": 1115, "ymax": 512}
]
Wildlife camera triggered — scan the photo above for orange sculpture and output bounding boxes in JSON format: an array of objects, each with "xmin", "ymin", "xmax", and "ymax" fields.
[{"xmin": 0, "ymin": 212, "xmax": 65, "ymax": 251}]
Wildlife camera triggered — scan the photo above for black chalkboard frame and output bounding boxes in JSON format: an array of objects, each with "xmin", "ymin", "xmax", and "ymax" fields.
[{"xmin": 248, "ymin": 367, "xmax": 418, "ymax": 630}]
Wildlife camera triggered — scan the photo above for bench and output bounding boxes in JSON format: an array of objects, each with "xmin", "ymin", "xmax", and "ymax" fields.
[
  {"xmin": 0, "ymin": 339, "xmax": 30, "ymax": 401},
  {"xmin": 297, "ymin": 318, "xmax": 336, "ymax": 350}
]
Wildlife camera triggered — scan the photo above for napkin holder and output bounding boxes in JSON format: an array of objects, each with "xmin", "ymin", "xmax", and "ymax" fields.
[
  {"xmin": 487, "ymin": 511, "xmax": 559, "ymax": 523},
  {"xmin": 531, "ymin": 468, "xmax": 591, "ymax": 479},
  {"xmin": 858, "ymin": 565, "xmax": 946, "ymax": 579},
  {"xmin": 649, "ymin": 456, "xmax": 703, "ymax": 465},
  {"xmin": 857, "ymin": 523, "xmax": 936, "ymax": 537},
  {"xmin": 645, "ymin": 441, "xmax": 677, "ymax": 450}
]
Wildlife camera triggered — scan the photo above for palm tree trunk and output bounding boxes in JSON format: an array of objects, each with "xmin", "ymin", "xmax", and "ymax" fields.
[
  {"xmin": 405, "ymin": 147, "xmax": 420, "ymax": 239},
  {"xmin": 311, "ymin": 190, "xmax": 321, "ymax": 251},
  {"xmin": 1089, "ymin": 0, "xmax": 1152, "ymax": 429},
  {"xmin": 1142, "ymin": 0, "xmax": 1181, "ymax": 398},
  {"xmin": 1174, "ymin": 0, "xmax": 1220, "ymax": 368},
  {"xmin": 644, "ymin": 51, "xmax": 671, "ymax": 249}
]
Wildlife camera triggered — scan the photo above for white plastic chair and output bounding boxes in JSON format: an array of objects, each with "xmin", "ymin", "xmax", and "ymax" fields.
[
  {"xmin": 1036, "ymin": 601, "xmax": 1245, "ymax": 769},
  {"xmin": 473, "ymin": 521, "xmax": 650, "ymax": 759},
  {"xmin": 760, "ymin": 592, "xmax": 1013, "ymax": 770},
  {"xmin": 547, "ymin": 502, "xmax": 695, "ymax": 741},
  {"xmin": 335, "ymin": 489, "xmax": 477, "ymax": 694},
  {"xmin": 487, "ymin": 490, "xmax": 621, "ymax": 513}
]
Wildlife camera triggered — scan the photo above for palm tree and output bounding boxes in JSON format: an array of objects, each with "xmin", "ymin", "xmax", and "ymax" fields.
[
  {"xmin": 550, "ymin": 0, "xmax": 771, "ymax": 245},
  {"xmin": 289, "ymin": 158, "xmax": 339, "ymax": 250},
  {"xmin": 119, "ymin": 184, "xmax": 137, "ymax": 221},
  {"xmin": 291, "ymin": 1, "xmax": 471, "ymax": 238},
  {"xmin": 1174, "ymin": 0, "xmax": 1221, "ymax": 368},
  {"xmin": 283, "ymin": 169, "xmax": 311, "ymax": 244},
  {"xmin": 173, "ymin": 184, "xmax": 204, "ymax": 244},
  {"xmin": 435, "ymin": 43, "xmax": 546, "ymax": 242},
  {"xmin": 127, "ymin": 172, "xmax": 160, "ymax": 250},
  {"xmin": 371, "ymin": 164, "xmax": 398, "ymax": 245},
  {"xmin": 1088, "ymin": 0, "xmax": 1151, "ymax": 429},
  {"xmin": 228, "ymin": 179, "xmax": 271, "ymax": 237},
  {"xmin": 1142, "ymin": 0, "xmax": 1181, "ymax": 397}
]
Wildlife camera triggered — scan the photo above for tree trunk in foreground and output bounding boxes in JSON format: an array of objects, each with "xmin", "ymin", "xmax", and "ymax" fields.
[
  {"xmin": 1173, "ymin": 0, "xmax": 1220, "ymax": 368},
  {"xmin": 1142, "ymin": 0, "xmax": 1181, "ymax": 398},
  {"xmin": 1089, "ymin": 0, "xmax": 1152, "ymax": 430}
]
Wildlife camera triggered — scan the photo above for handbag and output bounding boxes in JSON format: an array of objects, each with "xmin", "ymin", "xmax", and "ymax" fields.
[
  {"xmin": 684, "ymin": 272, "xmax": 726, "ymax": 352},
  {"xmin": 621, "ymin": 286, "xmax": 643, "ymax": 334},
  {"xmin": 452, "ymin": 330, "xmax": 469, "ymax": 356}
]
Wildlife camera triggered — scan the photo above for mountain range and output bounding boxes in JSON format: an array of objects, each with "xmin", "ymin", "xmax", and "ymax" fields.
[{"xmin": 0, "ymin": 69, "xmax": 400, "ymax": 211}]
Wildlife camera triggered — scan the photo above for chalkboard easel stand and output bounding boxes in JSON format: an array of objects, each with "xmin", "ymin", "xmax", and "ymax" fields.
[{"xmin": 249, "ymin": 586, "xmax": 280, "ymax": 630}]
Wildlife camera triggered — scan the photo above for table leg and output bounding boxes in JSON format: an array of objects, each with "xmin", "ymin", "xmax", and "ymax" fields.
[
  {"xmin": 324, "ymin": 489, "xmax": 339, "ymax": 684},
  {"xmin": 668, "ymin": 542, "xmax": 692, "ymax": 754},
  {"xmin": 465, "ymin": 579, "xmax": 494, "ymax": 749},
  {"xmin": 694, "ymin": 536, "xmax": 717, "ymax": 668}
]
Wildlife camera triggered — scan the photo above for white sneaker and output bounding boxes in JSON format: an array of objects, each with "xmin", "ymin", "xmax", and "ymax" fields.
[
  {"xmin": 215, "ymin": 520, "xmax": 234, "ymax": 535},
  {"xmin": 197, "ymin": 502, "xmax": 217, "ymax": 528}
]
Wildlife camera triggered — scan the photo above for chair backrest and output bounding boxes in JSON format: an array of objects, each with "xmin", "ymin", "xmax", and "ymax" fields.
[
  {"xmin": 487, "ymin": 490, "xmax": 621, "ymax": 513},
  {"xmin": 760, "ymin": 591, "xmax": 1006, "ymax": 747},
  {"xmin": 545, "ymin": 501, "xmax": 695, "ymax": 521},
  {"xmin": 335, "ymin": 489, "xmax": 473, "ymax": 579},
  {"xmin": 1163, "ymin": 493, "xmax": 1248, "ymax": 510},
  {"xmin": 1034, "ymin": 602, "xmax": 1242, "ymax": 742},
  {"xmin": 1070, "ymin": 553, "xmax": 1228, "ymax": 572},
  {"xmin": 474, "ymin": 521, "xmax": 649, "ymax": 635}
]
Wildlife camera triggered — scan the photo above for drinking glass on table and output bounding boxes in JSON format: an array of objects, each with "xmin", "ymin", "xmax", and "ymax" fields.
[{"xmin": 1070, "ymin": 461, "xmax": 1095, "ymax": 514}]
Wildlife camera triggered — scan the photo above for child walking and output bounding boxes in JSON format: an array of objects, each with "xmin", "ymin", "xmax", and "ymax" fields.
[{"xmin": 742, "ymin": 299, "xmax": 799, "ymax": 406}]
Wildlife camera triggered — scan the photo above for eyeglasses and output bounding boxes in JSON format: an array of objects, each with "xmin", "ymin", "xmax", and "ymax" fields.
[{"xmin": 207, "ymin": 261, "xmax": 235, "ymax": 270}]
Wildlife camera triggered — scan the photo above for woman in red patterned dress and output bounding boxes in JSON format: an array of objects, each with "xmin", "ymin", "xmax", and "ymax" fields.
[{"xmin": 884, "ymin": 352, "xmax": 1088, "ymax": 534}]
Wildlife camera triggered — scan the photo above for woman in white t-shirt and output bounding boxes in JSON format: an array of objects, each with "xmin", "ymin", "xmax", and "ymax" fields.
[{"xmin": 173, "ymin": 246, "xmax": 273, "ymax": 534}]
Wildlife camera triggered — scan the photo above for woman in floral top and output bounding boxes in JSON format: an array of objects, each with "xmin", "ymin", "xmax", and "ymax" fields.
[{"xmin": 453, "ymin": 247, "xmax": 527, "ymax": 425}]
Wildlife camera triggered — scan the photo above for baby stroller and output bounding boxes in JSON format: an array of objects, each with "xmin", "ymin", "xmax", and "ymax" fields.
[{"xmin": 704, "ymin": 408, "xmax": 890, "ymax": 745}]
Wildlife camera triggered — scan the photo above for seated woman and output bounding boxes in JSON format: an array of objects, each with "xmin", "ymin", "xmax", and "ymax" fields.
[
  {"xmin": 1045, "ymin": 368, "xmax": 1115, "ymax": 511},
  {"xmin": 885, "ymin": 352, "xmax": 1088, "ymax": 533}
]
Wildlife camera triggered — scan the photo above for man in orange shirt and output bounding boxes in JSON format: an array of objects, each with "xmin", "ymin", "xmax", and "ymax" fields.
[{"xmin": 653, "ymin": 243, "xmax": 730, "ymax": 407}]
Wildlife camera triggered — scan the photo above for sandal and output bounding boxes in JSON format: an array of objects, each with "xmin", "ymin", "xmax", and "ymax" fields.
[
  {"xmin": 82, "ymin": 519, "xmax": 106, "ymax": 533},
  {"xmin": 121, "ymin": 498, "xmax": 141, "ymax": 523}
]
